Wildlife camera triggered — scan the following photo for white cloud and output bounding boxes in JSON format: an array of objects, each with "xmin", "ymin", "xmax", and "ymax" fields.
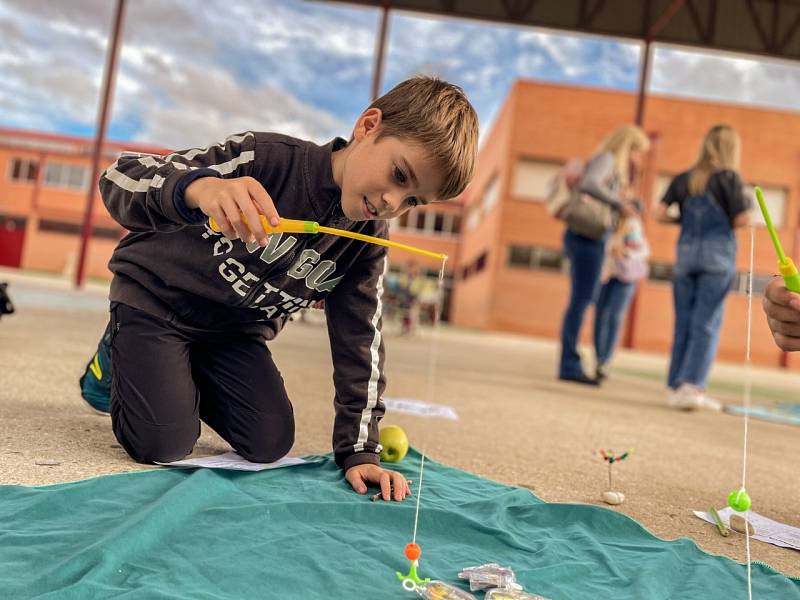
[
  {"xmin": 125, "ymin": 63, "xmax": 346, "ymax": 148},
  {"xmin": 1, "ymin": 0, "xmax": 800, "ymax": 152},
  {"xmin": 650, "ymin": 46, "xmax": 800, "ymax": 113}
]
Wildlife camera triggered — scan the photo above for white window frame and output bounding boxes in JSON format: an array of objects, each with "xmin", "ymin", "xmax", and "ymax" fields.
[
  {"xmin": 43, "ymin": 162, "xmax": 88, "ymax": 191},
  {"xmin": 8, "ymin": 157, "xmax": 38, "ymax": 183},
  {"xmin": 482, "ymin": 175, "xmax": 500, "ymax": 214},
  {"xmin": 512, "ymin": 158, "xmax": 561, "ymax": 201}
]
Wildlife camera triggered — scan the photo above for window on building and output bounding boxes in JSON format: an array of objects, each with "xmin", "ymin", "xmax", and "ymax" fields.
[
  {"xmin": 460, "ymin": 250, "xmax": 490, "ymax": 281},
  {"xmin": 43, "ymin": 162, "xmax": 88, "ymax": 191},
  {"xmin": 392, "ymin": 209, "xmax": 460, "ymax": 236},
  {"xmin": 475, "ymin": 252, "xmax": 487, "ymax": 273},
  {"xmin": 746, "ymin": 184, "xmax": 785, "ymax": 228},
  {"xmin": 652, "ymin": 173, "xmax": 680, "ymax": 219},
  {"xmin": 508, "ymin": 245, "xmax": 533, "ymax": 267},
  {"xmin": 451, "ymin": 213, "xmax": 462, "ymax": 234},
  {"xmin": 648, "ymin": 261, "xmax": 674, "ymax": 282},
  {"xmin": 507, "ymin": 244, "xmax": 564, "ymax": 271},
  {"xmin": 512, "ymin": 158, "xmax": 561, "ymax": 201},
  {"xmin": 434, "ymin": 212, "xmax": 445, "ymax": 233},
  {"xmin": 731, "ymin": 272, "xmax": 773, "ymax": 296},
  {"xmin": 38, "ymin": 219, "xmax": 121, "ymax": 239},
  {"xmin": 652, "ymin": 174, "xmax": 673, "ymax": 205},
  {"xmin": 0, "ymin": 215, "xmax": 26, "ymax": 231},
  {"xmin": 482, "ymin": 175, "xmax": 499, "ymax": 214},
  {"xmin": 8, "ymin": 158, "xmax": 38, "ymax": 182}
]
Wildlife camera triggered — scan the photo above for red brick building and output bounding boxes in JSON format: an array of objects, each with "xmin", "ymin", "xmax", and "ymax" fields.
[
  {"xmin": 0, "ymin": 128, "xmax": 167, "ymax": 280},
  {"xmin": 439, "ymin": 80, "xmax": 797, "ymax": 369}
]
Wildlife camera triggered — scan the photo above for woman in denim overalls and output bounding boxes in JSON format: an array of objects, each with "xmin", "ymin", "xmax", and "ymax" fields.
[
  {"xmin": 558, "ymin": 125, "xmax": 651, "ymax": 385},
  {"xmin": 656, "ymin": 125, "xmax": 751, "ymax": 410}
]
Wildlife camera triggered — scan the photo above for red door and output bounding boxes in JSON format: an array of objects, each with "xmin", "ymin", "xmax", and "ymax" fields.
[{"xmin": 0, "ymin": 216, "xmax": 26, "ymax": 268}]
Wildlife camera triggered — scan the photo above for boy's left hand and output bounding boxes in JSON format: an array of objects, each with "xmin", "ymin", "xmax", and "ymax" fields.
[{"xmin": 345, "ymin": 463, "xmax": 410, "ymax": 501}]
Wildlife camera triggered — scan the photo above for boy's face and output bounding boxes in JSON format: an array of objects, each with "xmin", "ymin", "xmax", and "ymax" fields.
[{"xmin": 337, "ymin": 109, "xmax": 444, "ymax": 222}]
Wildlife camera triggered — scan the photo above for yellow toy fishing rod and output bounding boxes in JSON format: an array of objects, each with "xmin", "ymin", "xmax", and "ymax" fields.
[
  {"xmin": 755, "ymin": 186, "xmax": 800, "ymax": 293},
  {"xmin": 208, "ymin": 215, "xmax": 448, "ymax": 262}
]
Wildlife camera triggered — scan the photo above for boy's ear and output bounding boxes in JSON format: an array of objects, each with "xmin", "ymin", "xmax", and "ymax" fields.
[{"xmin": 353, "ymin": 108, "xmax": 383, "ymax": 142}]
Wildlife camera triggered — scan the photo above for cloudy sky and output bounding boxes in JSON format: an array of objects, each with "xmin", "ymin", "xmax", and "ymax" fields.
[{"xmin": 1, "ymin": 0, "xmax": 800, "ymax": 150}]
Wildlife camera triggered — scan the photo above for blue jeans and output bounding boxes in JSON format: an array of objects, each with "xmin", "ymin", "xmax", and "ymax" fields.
[
  {"xmin": 559, "ymin": 229, "xmax": 606, "ymax": 378},
  {"xmin": 594, "ymin": 277, "xmax": 635, "ymax": 366},
  {"xmin": 667, "ymin": 271, "xmax": 733, "ymax": 388},
  {"xmin": 667, "ymin": 193, "xmax": 736, "ymax": 389}
]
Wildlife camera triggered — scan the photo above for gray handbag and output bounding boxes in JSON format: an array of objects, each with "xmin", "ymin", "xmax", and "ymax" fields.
[{"xmin": 562, "ymin": 191, "xmax": 616, "ymax": 240}]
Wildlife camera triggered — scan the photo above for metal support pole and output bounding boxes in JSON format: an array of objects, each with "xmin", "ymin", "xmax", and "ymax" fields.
[
  {"xmin": 622, "ymin": 40, "xmax": 654, "ymax": 349},
  {"xmin": 370, "ymin": 1, "xmax": 391, "ymax": 102},
  {"xmin": 75, "ymin": 0, "xmax": 127, "ymax": 288},
  {"xmin": 634, "ymin": 39, "xmax": 652, "ymax": 126}
]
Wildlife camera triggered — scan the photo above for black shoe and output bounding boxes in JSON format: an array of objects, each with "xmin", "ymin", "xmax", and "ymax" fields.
[
  {"xmin": 559, "ymin": 373, "xmax": 600, "ymax": 386},
  {"xmin": 79, "ymin": 321, "xmax": 112, "ymax": 414}
]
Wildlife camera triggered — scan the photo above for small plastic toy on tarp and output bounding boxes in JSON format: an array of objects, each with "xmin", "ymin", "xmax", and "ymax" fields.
[
  {"xmin": 484, "ymin": 586, "xmax": 551, "ymax": 600},
  {"xmin": 458, "ymin": 563, "xmax": 552, "ymax": 600},
  {"xmin": 458, "ymin": 564, "xmax": 516, "ymax": 591},
  {"xmin": 413, "ymin": 580, "xmax": 478, "ymax": 599},
  {"xmin": 596, "ymin": 448, "xmax": 634, "ymax": 505}
]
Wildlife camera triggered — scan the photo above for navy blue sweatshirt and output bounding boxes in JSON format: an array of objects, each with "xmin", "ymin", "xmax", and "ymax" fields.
[{"xmin": 100, "ymin": 131, "xmax": 387, "ymax": 470}]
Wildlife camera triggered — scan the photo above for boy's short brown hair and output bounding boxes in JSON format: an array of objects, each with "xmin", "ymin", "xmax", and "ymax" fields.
[{"xmin": 369, "ymin": 76, "xmax": 478, "ymax": 200}]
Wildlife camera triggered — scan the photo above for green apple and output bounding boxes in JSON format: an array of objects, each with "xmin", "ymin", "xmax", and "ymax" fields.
[{"xmin": 379, "ymin": 425, "xmax": 409, "ymax": 463}]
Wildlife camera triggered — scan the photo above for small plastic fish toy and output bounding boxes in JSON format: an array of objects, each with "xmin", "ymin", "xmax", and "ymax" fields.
[
  {"xmin": 458, "ymin": 564, "xmax": 517, "ymax": 591},
  {"xmin": 484, "ymin": 585, "xmax": 552, "ymax": 600},
  {"xmin": 414, "ymin": 580, "xmax": 479, "ymax": 599}
]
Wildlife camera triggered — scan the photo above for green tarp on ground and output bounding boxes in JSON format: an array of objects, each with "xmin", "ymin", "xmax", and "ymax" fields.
[
  {"xmin": 1, "ymin": 450, "xmax": 797, "ymax": 599},
  {"xmin": 726, "ymin": 403, "xmax": 800, "ymax": 426}
]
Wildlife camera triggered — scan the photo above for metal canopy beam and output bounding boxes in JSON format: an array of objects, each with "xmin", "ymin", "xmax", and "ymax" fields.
[{"xmin": 317, "ymin": 0, "xmax": 800, "ymax": 62}]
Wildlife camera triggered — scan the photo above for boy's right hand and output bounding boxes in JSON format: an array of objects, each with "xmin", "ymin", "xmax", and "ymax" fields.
[
  {"xmin": 185, "ymin": 176, "xmax": 279, "ymax": 247},
  {"xmin": 763, "ymin": 276, "xmax": 800, "ymax": 351}
]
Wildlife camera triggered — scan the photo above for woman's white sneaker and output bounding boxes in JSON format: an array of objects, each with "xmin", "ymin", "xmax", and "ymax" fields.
[{"xmin": 668, "ymin": 383, "xmax": 722, "ymax": 412}]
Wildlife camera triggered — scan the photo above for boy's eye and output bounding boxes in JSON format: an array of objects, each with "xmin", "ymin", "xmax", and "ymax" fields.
[{"xmin": 393, "ymin": 166, "xmax": 407, "ymax": 184}]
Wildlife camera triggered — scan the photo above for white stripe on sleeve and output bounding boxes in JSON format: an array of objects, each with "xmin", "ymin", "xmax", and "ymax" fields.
[
  {"xmin": 353, "ymin": 255, "xmax": 387, "ymax": 454},
  {"xmin": 104, "ymin": 161, "xmax": 167, "ymax": 193}
]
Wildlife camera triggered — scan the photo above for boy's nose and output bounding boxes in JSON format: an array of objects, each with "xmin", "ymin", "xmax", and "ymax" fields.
[{"xmin": 382, "ymin": 191, "xmax": 403, "ymax": 213}]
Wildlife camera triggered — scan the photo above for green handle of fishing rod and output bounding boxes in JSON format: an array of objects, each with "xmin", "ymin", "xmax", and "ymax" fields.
[
  {"xmin": 754, "ymin": 186, "xmax": 800, "ymax": 292},
  {"xmin": 779, "ymin": 259, "xmax": 800, "ymax": 293}
]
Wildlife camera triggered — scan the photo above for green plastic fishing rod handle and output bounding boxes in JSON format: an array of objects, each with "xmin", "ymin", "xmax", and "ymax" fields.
[
  {"xmin": 784, "ymin": 273, "xmax": 800, "ymax": 293},
  {"xmin": 755, "ymin": 186, "xmax": 787, "ymax": 263}
]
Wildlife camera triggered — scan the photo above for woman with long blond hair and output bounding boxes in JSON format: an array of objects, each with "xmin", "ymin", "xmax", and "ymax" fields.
[
  {"xmin": 655, "ymin": 124, "xmax": 751, "ymax": 409},
  {"xmin": 558, "ymin": 124, "xmax": 650, "ymax": 385}
]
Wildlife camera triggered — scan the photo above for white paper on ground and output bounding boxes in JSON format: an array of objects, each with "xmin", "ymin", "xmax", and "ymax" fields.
[
  {"xmin": 383, "ymin": 397, "xmax": 459, "ymax": 420},
  {"xmin": 157, "ymin": 452, "xmax": 310, "ymax": 472},
  {"xmin": 694, "ymin": 508, "xmax": 800, "ymax": 551}
]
